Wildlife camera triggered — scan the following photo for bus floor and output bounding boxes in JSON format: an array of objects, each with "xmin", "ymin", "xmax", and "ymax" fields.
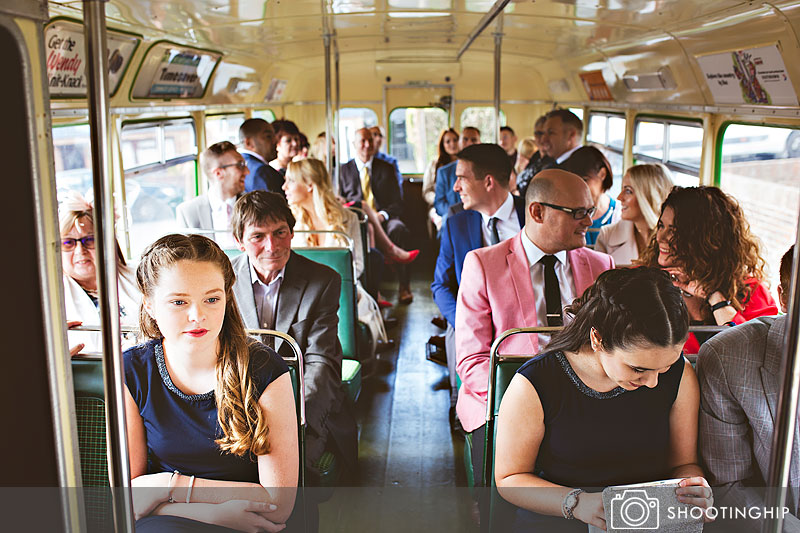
[{"xmin": 318, "ymin": 257, "xmax": 479, "ymax": 532}]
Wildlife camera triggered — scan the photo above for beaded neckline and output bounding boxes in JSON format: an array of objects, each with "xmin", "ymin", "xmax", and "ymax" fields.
[
  {"xmin": 554, "ymin": 351, "xmax": 628, "ymax": 399},
  {"xmin": 154, "ymin": 341, "xmax": 214, "ymax": 401}
]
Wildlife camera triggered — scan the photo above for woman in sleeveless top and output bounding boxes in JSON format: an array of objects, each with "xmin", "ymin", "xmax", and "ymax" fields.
[
  {"xmin": 124, "ymin": 234, "xmax": 298, "ymax": 532},
  {"xmin": 495, "ymin": 267, "xmax": 713, "ymax": 531},
  {"xmin": 638, "ymin": 186, "xmax": 777, "ymax": 354}
]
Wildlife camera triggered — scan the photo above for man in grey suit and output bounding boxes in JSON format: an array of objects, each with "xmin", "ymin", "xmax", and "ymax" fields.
[
  {"xmin": 339, "ymin": 127, "xmax": 413, "ymax": 303},
  {"xmin": 175, "ymin": 140, "xmax": 247, "ymax": 248},
  {"xmin": 230, "ymin": 191, "xmax": 357, "ymax": 483},
  {"xmin": 698, "ymin": 246, "xmax": 799, "ymax": 531}
]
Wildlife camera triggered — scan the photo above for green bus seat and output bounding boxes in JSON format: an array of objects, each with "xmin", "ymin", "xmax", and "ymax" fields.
[
  {"xmin": 348, "ymin": 207, "xmax": 370, "ymax": 289},
  {"xmin": 342, "ymin": 358, "xmax": 362, "ymax": 404}
]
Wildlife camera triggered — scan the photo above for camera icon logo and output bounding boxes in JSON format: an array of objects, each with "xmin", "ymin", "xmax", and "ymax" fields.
[{"xmin": 609, "ymin": 489, "xmax": 660, "ymax": 530}]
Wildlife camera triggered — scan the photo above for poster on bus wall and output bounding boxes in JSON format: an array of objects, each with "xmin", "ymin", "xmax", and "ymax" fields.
[
  {"xmin": 45, "ymin": 19, "xmax": 140, "ymax": 98},
  {"xmin": 696, "ymin": 44, "xmax": 798, "ymax": 106}
]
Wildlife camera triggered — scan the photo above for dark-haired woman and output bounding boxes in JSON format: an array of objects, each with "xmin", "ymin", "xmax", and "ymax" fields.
[
  {"xmin": 422, "ymin": 128, "xmax": 459, "ymax": 231},
  {"xmin": 639, "ymin": 186, "xmax": 777, "ymax": 354},
  {"xmin": 560, "ymin": 146, "xmax": 618, "ymax": 246},
  {"xmin": 125, "ymin": 234, "xmax": 297, "ymax": 532},
  {"xmin": 495, "ymin": 267, "xmax": 713, "ymax": 531}
]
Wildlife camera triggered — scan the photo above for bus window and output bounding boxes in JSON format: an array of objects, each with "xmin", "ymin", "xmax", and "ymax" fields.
[
  {"xmin": 587, "ymin": 112, "xmax": 626, "ymax": 196},
  {"xmin": 121, "ymin": 119, "xmax": 197, "ymax": 257},
  {"xmin": 205, "ymin": 113, "xmax": 245, "ymax": 146},
  {"xmin": 459, "ymin": 106, "xmax": 506, "ymax": 143},
  {"xmin": 252, "ymin": 109, "xmax": 276, "ymax": 122},
  {"xmin": 719, "ymin": 123, "xmax": 800, "ymax": 293},
  {"xmin": 634, "ymin": 118, "xmax": 701, "ymax": 187},
  {"xmin": 338, "ymin": 107, "xmax": 378, "ymax": 164},
  {"xmin": 389, "ymin": 107, "xmax": 448, "ymax": 174},
  {"xmin": 53, "ymin": 124, "xmax": 92, "ymax": 200},
  {"xmin": 568, "ymin": 107, "xmax": 584, "ymax": 121}
]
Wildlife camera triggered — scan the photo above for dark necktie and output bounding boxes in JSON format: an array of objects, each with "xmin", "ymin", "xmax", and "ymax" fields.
[
  {"xmin": 540, "ymin": 255, "xmax": 563, "ymax": 326},
  {"xmin": 488, "ymin": 217, "xmax": 500, "ymax": 245}
]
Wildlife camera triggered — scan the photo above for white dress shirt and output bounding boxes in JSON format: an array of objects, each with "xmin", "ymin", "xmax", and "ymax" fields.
[
  {"xmin": 479, "ymin": 193, "xmax": 521, "ymax": 246},
  {"xmin": 520, "ymin": 232, "xmax": 576, "ymax": 343},
  {"xmin": 249, "ymin": 259, "xmax": 285, "ymax": 330},
  {"xmin": 556, "ymin": 144, "xmax": 581, "ymax": 165},
  {"xmin": 207, "ymin": 188, "xmax": 238, "ymax": 249}
]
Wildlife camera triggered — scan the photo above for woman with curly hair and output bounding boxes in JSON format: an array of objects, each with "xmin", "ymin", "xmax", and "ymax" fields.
[
  {"xmin": 422, "ymin": 128, "xmax": 459, "ymax": 231},
  {"xmin": 639, "ymin": 186, "xmax": 777, "ymax": 353}
]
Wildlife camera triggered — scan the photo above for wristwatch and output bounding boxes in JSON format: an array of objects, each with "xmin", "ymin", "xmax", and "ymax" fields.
[{"xmin": 562, "ymin": 488, "xmax": 584, "ymax": 520}]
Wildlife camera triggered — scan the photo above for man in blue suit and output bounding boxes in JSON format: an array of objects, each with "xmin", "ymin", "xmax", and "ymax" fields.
[
  {"xmin": 238, "ymin": 118, "xmax": 284, "ymax": 195},
  {"xmin": 434, "ymin": 126, "xmax": 481, "ymax": 223},
  {"xmin": 431, "ymin": 143, "xmax": 525, "ymax": 428},
  {"xmin": 369, "ymin": 126, "xmax": 404, "ymax": 198}
]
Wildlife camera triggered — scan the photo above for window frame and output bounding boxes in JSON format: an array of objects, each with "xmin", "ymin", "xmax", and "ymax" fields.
[
  {"xmin": 203, "ymin": 112, "xmax": 246, "ymax": 147},
  {"xmin": 714, "ymin": 120, "xmax": 800, "ymax": 186},
  {"xmin": 388, "ymin": 105, "xmax": 450, "ymax": 175},
  {"xmin": 633, "ymin": 115, "xmax": 703, "ymax": 178},
  {"xmin": 587, "ymin": 110, "xmax": 626, "ymax": 159}
]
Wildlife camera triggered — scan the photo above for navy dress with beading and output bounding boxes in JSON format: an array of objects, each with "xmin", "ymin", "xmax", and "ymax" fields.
[{"xmin": 510, "ymin": 350, "xmax": 685, "ymax": 532}]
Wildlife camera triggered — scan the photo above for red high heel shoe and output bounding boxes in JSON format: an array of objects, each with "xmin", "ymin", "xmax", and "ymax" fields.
[{"xmin": 384, "ymin": 248, "xmax": 420, "ymax": 265}]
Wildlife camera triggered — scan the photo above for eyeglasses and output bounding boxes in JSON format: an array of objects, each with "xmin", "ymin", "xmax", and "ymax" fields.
[
  {"xmin": 62, "ymin": 235, "xmax": 95, "ymax": 251},
  {"xmin": 539, "ymin": 202, "xmax": 596, "ymax": 220},
  {"xmin": 218, "ymin": 160, "xmax": 247, "ymax": 170}
]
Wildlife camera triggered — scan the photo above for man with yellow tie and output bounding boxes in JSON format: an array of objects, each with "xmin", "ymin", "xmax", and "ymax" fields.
[{"xmin": 339, "ymin": 127, "xmax": 413, "ymax": 304}]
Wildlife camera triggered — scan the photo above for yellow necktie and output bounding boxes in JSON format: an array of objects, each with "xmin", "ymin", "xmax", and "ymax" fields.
[{"xmin": 360, "ymin": 165, "xmax": 374, "ymax": 209}]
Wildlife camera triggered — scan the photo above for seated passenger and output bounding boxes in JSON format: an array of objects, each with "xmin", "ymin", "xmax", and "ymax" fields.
[
  {"xmin": 697, "ymin": 245, "xmax": 799, "ymax": 532},
  {"xmin": 422, "ymin": 128, "xmax": 459, "ymax": 232},
  {"xmin": 238, "ymin": 118, "xmax": 283, "ymax": 194},
  {"xmin": 512, "ymin": 136, "xmax": 537, "ymax": 195},
  {"xmin": 269, "ymin": 118, "xmax": 301, "ymax": 176},
  {"xmin": 283, "ymin": 158, "xmax": 388, "ymax": 355},
  {"xmin": 595, "ymin": 163, "xmax": 673, "ymax": 265},
  {"xmin": 60, "ymin": 191, "xmax": 140, "ymax": 354},
  {"xmin": 369, "ymin": 126, "xmax": 404, "ymax": 197},
  {"xmin": 297, "ymin": 132, "xmax": 310, "ymax": 160},
  {"xmin": 339, "ymin": 127, "xmax": 415, "ymax": 304},
  {"xmin": 560, "ymin": 146, "xmax": 619, "ymax": 246},
  {"xmin": 230, "ymin": 191, "xmax": 358, "ymax": 482},
  {"xmin": 516, "ymin": 115, "xmax": 551, "ymax": 199},
  {"xmin": 496, "ymin": 267, "xmax": 713, "ymax": 531},
  {"xmin": 434, "ymin": 127, "xmax": 480, "ymax": 222},
  {"xmin": 499, "ymin": 125, "xmax": 518, "ymax": 170},
  {"xmin": 309, "ymin": 131, "xmax": 335, "ymax": 168},
  {"xmin": 124, "ymin": 234, "xmax": 298, "ymax": 531},
  {"xmin": 176, "ymin": 141, "xmax": 247, "ymax": 248},
  {"xmin": 638, "ymin": 186, "xmax": 778, "ymax": 354},
  {"xmin": 455, "ymin": 169, "xmax": 614, "ymax": 488}
]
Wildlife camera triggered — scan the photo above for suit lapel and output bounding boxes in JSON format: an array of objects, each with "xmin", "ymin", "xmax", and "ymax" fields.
[
  {"xmin": 232, "ymin": 256, "xmax": 259, "ymax": 329},
  {"xmin": 274, "ymin": 253, "xmax": 305, "ymax": 353},
  {"xmin": 465, "ymin": 211, "xmax": 483, "ymax": 251},
  {"xmin": 506, "ymin": 234, "xmax": 537, "ymax": 353},
  {"xmin": 199, "ymin": 196, "xmax": 213, "ymax": 230},
  {"xmin": 568, "ymin": 248, "xmax": 592, "ymax": 294}
]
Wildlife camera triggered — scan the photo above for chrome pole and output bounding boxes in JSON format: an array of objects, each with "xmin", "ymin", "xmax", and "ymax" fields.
[
  {"xmin": 334, "ymin": 40, "xmax": 341, "ymax": 192},
  {"xmin": 456, "ymin": 0, "xmax": 512, "ymax": 60},
  {"xmin": 764, "ymin": 217, "xmax": 800, "ymax": 533},
  {"xmin": 492, "ymin": 18, "xmax": 503, "ymax": 144},
  {"xmin": 323, "ymin": 32, "xmax": 334, "ymax": 182},
  {"xmin": 83, "ymin": 0, "xmax": 134, "ymax": 531}
]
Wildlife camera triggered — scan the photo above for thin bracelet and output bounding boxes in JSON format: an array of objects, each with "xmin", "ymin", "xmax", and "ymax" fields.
[
  {"xmin": 710, "ymin": 300, "xmax": 732, "ymax": 312},
  {"xmin": 167, "ymin": 470, "xmax": 180, "ymax": 503},
  {"xmin": 186, "ymin": 475, "xmax": 196, "ymax": 504}
]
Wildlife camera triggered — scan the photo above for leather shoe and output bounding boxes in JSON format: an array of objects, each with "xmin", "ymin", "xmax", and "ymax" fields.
[
  {"xmin": 383, "ymin": 316, "xmax": 399, "ymax": 330},
  {"xmin": 398, "ymin": 287, "xmax": 413, "ymax": 305},
  {"xmin": 376, "ymin": 339, "xmax": 395, "ymax": 353},
  {"xmin": 431, "ymin": 316, "xmax": 447, "ymax": 330},
  {"xmin": 428, "ymin": 335, "xmax": 446, "ymax": 348}
]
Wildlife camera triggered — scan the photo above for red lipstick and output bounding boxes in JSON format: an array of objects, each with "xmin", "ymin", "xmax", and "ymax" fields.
[{"xmin": 186, "ymin": 329, "xmax": 208, "ymax": 338}]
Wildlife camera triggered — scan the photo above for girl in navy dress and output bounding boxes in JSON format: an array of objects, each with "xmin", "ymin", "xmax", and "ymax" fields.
[
  {"xmin": 495, "ymin": 267, "xmax": 713, "ymax": 531},
  {"xmin": 124, "ymin": 234, "xmax": 298, "ymax": 532}
]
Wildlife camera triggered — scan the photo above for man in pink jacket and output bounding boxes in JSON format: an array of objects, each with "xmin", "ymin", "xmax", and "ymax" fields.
[{"xmin": 456, "ymin": 169, "xmax": 614, "ymax": 489}]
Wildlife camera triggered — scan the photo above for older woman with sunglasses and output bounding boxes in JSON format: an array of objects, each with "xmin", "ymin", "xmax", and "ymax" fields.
[{"xmin": 60, "ymin": 192, "xmax": 140, "ymax": 355}]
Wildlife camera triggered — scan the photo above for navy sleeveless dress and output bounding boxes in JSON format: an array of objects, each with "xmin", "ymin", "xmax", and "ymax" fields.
[
  {"xmin": 124, "ymin": 338, "xmax": 289, "ymax": 531},
  {"xmin": 511, "ymin": 350, "xmax": 685, "ymax": 532}
]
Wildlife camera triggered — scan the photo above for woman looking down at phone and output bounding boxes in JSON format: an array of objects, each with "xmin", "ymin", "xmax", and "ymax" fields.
[
  {"xmin": 495, "ymin": 267, "xmax": 713, "ymax": 532},
  {"xmin": 124, "ymin": 234, "xmax": 298, "ymax": 532}
]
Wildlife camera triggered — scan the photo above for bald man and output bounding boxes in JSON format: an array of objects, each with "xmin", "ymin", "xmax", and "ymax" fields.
[{"xmin": 455, "ymin": 169, "xmax": 614, "ymax": 486}]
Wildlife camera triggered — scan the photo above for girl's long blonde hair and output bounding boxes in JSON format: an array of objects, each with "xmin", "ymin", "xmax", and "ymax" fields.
[
  {"xmin": 137, "ymin": 234, "xmax": 271, "ymax": 457},
  {"xmin": 285, "ymin": 158, "xmax": 349, "ymax": 246}
]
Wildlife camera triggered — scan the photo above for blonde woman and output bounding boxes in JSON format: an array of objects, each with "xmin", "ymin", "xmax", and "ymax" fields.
[
  {"xmin": 283, "ymin": 158, "xmax": 389, "ymax": 351},
  {"xmin": 125, "ymin": 234, "xmax": 297, "ymax": 532},
  {"xmin": 512, "ymin": 137, "xmax": 538, "ymax": 195},
  {"xmin": 595, "ymin": 163, "xmax": 673, "ymax": 265}
]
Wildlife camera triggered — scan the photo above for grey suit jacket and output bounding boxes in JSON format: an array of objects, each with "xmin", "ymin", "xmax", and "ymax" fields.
[
  {"xmin": 175, "ymin": 194, "xmax": 213, "ymax": 230},
  {"xmin": 698, "ymin": 315, "xmax": 800, "ymax": 531},
  {"xmin": 231, "ymin": 252, "xmax": 357, "ymax": 476}
]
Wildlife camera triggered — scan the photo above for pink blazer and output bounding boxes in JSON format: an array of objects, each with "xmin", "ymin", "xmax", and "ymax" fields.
[{"xmin": 455, "ymin": 232, "xmax": 615, "ymax": 433}]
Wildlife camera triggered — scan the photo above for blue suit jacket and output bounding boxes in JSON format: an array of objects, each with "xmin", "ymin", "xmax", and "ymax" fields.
[
  {"xmin": 431, "ymin": 195, "xmax": 526, "ymax": 326},
  {"xmin": 434, "ymin": 160, "xmax": 460, "ymax": 218},
  {"xmin": 375, "ymin": 151, "xmax": 404, "ymax": 199},
  {"xmin": 243, "ymin": 152, "xmax": 284, "ymax": 195}
]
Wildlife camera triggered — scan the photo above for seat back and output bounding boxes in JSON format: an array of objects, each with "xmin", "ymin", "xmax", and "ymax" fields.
[
  {"xmin": 293, "ymin": 246, "xmax": 360, "ymax": 361},
  {"xmin": 348, "ymin": 207, "xmax": 370, "ymax": 288}
]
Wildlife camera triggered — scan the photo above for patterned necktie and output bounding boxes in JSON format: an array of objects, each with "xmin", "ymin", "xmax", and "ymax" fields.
[
  {"xmin": 360, "ymin": 165, "xmax": 374, "ymax": 209},
  {"xmin": 488, "ymin": 217, "xmax": 500, "ymax": 245},
  {"xmin": 540, "ymin": 255, "xmax": 563, "ymax": 327}
]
